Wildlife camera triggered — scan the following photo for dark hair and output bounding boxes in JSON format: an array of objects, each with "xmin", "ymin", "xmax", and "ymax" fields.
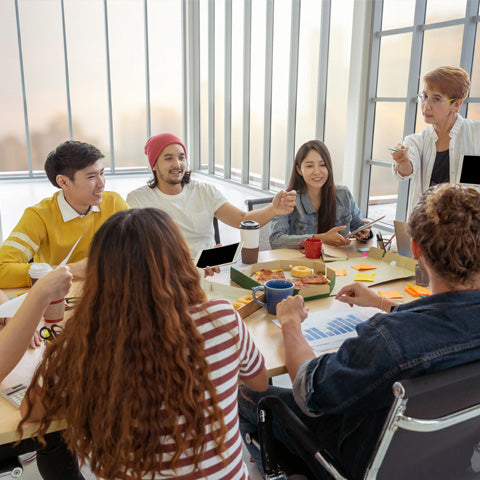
[
  {"xmin": 408, "ymin": 184, "xmax": 480, "ymax": 288},
  {"xmin": 287, "ymin": 140, "xmax": 337, "ymax": 233},
  {"xmin": 44, "ymin": 141, "xmax": 105, "ymax": 188},
  {"xmin": 147, "ymin": 169, "xmax": 192, "ymax": 189},
  {"xmin": 19, "ymin": 208, "xmax": 227, "ymax": 479}
]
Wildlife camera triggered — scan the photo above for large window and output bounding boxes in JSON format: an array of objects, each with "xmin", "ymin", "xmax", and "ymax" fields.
[{"xmin": 361, "ymin": 0, "xmax": 480, "ymax": 225}]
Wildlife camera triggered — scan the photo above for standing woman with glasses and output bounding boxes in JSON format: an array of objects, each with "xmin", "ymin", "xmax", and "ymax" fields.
[{"xmin": 392, "ymin": 66, "xmax": 480, "ymax": 215}]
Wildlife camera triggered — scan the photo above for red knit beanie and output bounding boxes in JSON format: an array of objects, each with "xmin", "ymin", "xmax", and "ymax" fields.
[{"xmin": 144, "ymin": 133, "xmax": 187, "ymax": 169}]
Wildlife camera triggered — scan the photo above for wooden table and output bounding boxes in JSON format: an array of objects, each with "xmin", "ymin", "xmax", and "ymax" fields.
[
  {"xmin": 0, "ymin": 243, "xmax": 416, "ymax": 443},
  {"xmin": 212, "ymin": 243, "xmax": 417, "ymax": 377}
]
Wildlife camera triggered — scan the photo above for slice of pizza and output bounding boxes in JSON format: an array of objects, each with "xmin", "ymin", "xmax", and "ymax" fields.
[
  {"xmin": 300, "ymin": 273, "xmax": 328, "ymax": 285},
  {"xmin": 253, "ymin": 269, "xmax": 286, "ymax": 284}
]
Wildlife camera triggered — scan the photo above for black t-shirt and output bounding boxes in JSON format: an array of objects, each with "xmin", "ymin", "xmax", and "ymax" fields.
[{"xmin": 430, "ymin": 150, "xmax": 450, "ymax": 186}]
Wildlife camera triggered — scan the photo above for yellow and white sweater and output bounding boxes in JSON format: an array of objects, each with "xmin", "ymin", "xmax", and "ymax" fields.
[{"xmin": 0, "ymin": 191, "xmax": 128, "ymax": 288}]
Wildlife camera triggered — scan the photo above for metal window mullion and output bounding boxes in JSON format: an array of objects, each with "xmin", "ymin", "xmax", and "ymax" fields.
[
  {"xmin": 242, "ymin": 0, "xmax": 252, "ymax": 184},
  {"xmin": 181, "ymin": 0, "xmax": 188, "ymax": 145},
  {"xmin": 315, "ymin": 0, "xmax": 330, "ymax": 143},
  {"xmin": 358, "ymin": 0, "xmax": 382, "ymax": 215},
  {"xmin": 284, "ymin": 0, "xmax": 301, "ymax": 183},
  {"xmin": 224, "ymin": 0, "xmax": 232, "ymax": 179},
  {"xmin": 103, "ymin": 0, "xmax": 115, "ymax": 172},
  {"xmin": 262, "ymin": 0, "xmax": 275, "ymax": 191},
  {"xmin": 208, "ymin": 0, "xmax": 215, "ymax": 174},
  {"xmin": 14, "ymin": 0, "xmax": 32, "ymax": 176},
  {"xmin": 60, "ymin": 0, "xmax": 73, "ymax": 140},
  {"xmin": 395, "ymin": 0, "xmax": 427, "ymax": 221},
  {"xmin": 459, "ymin": 0, "xmax": 480, "ymax": 118},
  {"xmin": 192, "ymin": 0, "xmax": 201, "ymax": 170},
  {"xmin": 144, "ymin": 0, "xmax": 151, "ymax": 139}
]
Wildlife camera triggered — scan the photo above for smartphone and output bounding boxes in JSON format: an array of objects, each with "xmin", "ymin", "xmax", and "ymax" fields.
[
  {"xmin": 194, "ymin": 242, "xmax": 243, "ymax": 269},
  {"xmin": 346, "ymin": 216, "xmax": 385, "ymax": 239}
]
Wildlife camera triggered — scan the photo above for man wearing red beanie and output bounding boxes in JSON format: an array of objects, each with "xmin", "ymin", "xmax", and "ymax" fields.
[{"xmin": 126, "ymin": 133, "xmax": 296, "ymax": 257}]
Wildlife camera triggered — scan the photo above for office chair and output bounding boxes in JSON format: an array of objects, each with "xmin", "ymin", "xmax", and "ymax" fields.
[
  {"xmin": 245, "ymin": 197, "xmax": 273, "ymax": 251},
  {"xmin": 250, "ymin": 358, "xmax": 480, "ymax": 480},
  {"xmin": 0, "ymin": 456, "xmax": 23, "ymax": 477}
]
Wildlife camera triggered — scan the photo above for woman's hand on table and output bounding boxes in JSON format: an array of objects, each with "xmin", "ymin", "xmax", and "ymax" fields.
[
  {"xmin": 315, "ymin": 226, "xmax": 350, "ymax": 246},
  {"xmin": 335, "ymin": 282, "xmax": 383, "ymax": 309},
  {"xmin": 29, "ymin": 330, "xmax": 42, "ymax": 349}
]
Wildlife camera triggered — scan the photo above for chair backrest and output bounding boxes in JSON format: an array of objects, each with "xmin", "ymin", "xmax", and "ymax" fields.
[
  {"xmin": 245, "ymin": 197, "xmax": 273, "ymax": 251},
  {"xmin": 213, "ymin": 217, "xmax": 220, "ymax": 245},
  {"xmin": 366, "ymin": 359, "xmax": 480, "ymax": 480}
]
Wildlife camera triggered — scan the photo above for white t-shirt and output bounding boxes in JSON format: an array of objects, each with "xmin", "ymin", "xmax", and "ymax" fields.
[{"xmin": 126, "ymin": 180, "xmax": 228, "ymax": 257}]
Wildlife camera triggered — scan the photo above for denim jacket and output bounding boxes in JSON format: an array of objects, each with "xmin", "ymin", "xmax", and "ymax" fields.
[
  {"xmin": 293, "ymin": 290, "xmax": 480, "ymax": 478},
  {"xmin": 269, "ymin": 185, "xmax": 365, "ymax": 249}
]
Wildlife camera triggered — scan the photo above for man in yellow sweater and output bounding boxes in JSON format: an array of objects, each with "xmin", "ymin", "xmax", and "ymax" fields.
[{"xmin": 0, "ymin": 141, "xmax": 128, "ymax": 288}]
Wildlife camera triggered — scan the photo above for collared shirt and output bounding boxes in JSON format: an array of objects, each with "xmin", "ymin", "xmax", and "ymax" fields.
[
  {"xmin": 269, "ymin": 186, "xmax": 365, "ymax": 249},
  {"xmin": 56, "ymin": 190, "xmax": 100, "ymax": 222},
  {"xmin": 394, "ymin": 115, "xmax": 480, "ymax": 216},
  {"xmin": 293, "ymin": 290, "xmax": 480, "ymax": 478}
]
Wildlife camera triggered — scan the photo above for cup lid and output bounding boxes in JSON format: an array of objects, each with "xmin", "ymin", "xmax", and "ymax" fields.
[
  {"xmin": 29, "ymin": 263, "xmax": 53, "ymax": 279},
  {"xmin": 240, "ymin": 220, "xmax": 260, "ymax": 229}
]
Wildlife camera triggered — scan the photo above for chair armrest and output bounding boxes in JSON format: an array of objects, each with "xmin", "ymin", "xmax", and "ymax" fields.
[{"xmin": 245, "ymin": 197, "xmax": 273, "ymax": 211}]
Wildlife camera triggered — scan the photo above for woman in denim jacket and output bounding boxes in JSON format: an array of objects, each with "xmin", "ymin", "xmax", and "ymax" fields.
[{"xmin": 269, "ymin": 140, "xmax": 371, "ymax": 249}]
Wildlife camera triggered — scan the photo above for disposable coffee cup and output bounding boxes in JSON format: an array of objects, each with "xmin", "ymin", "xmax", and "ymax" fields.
[
  {"xmin": 240, "ymin": 220, "xmax": 260, "ymax": 264},
  {"xmin": 29, "ymin": 263, "xmax": 53, "ymax": 286},
  {"xmin": 29, "ymin": 263, "xmax": 65, "ymax": 323}
]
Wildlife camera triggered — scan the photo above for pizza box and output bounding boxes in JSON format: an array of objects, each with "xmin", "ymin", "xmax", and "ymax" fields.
[
  {"xmin": 230, "ymin": 259, "xmax": 336, "ymax": 301},
  {"xmin": 200, "ymin": 278, "xmax": 264, "ymax": 319}
]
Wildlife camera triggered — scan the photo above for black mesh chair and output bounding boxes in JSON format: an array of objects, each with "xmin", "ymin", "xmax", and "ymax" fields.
[
  {"xmin": 245, "ymin": 197, "xmax": 274, "ymax": 251},
  {"xmin": 251, "ymin": 359, "xmax": 480, "ymax": 480}
]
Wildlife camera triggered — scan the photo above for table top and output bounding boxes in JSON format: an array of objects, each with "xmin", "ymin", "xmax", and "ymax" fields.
[
  {"xmin": 0, "ymin": 242, "xmax": 416, "ymax": 443},
  {"xmin": 213, "ymin": 243, "xmax": 417, "ymax": 376}
]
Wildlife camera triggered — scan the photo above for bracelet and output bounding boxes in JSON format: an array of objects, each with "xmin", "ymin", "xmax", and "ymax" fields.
[{"xmin": 380, "ymin": 295, "xmax": 385, "ymax": 312}]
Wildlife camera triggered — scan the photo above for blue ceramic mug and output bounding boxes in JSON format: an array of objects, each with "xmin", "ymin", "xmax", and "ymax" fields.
[{"xmin": 252, "ymin": 279, "xmax": 295, "ymax": 315}]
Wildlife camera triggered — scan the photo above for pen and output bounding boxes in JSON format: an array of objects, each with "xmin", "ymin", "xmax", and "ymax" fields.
[{"xmin": 388, "ymin": 147, "xmax": 399, "ymax": 152}]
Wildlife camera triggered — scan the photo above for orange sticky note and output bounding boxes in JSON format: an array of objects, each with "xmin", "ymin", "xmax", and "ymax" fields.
[
  {"xmin": 405, "ymin": 286, "xmax": 420, "ymax": 297},
  {"xmin": 331, "ymin": 268, "xmax": 347, "ymax": 276},
  {"xmin": 354, "ymin": 273, "xmax": 376, "ymax": 282},
  {"xmin": 378, "ymin": 290, "xmax": 403, "ymax": 299},
  {"xmin": 406, "ymin": 283, "xmax": 432, "ymax": 296},
  {"xmin": 352, "ymin": 264, "xmax": 377, "ymax": 271}
]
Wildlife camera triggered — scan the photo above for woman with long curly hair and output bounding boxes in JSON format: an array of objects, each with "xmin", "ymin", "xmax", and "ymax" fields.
[
  {"xmin": 269, "ymin": 140, "xmax": 372, "ymax": 249},
  {"xmin": 19, "ymin": 208, "xmax": 268, "ymax": 480}
]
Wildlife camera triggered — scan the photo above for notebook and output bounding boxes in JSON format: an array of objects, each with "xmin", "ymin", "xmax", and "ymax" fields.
[{"xmin": 394, "ymin": 220, "xmax": 412, "ymax": 258}]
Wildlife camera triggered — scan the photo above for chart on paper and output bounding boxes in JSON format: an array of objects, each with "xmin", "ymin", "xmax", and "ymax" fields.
[{"xmin": 273, "ymin": 306, "xmax": 379, "ymax": 353}]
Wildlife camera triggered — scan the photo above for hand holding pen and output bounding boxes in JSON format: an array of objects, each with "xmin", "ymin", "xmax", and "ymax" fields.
[{"xmin": 389, "ymin": 144, "xmax": 413, "ymax": 176}]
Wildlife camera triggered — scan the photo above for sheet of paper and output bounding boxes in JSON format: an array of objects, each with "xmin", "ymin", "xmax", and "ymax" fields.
[
  {"xmin": 57, "ymin": 236, "xmax": 83, "ymax": 268},
  {"xmin": 273, "ymin": 305, "xmax": 379, "ymax": 353},
  {"xmin": 0, "ymin": 294, "xmax": 28, "ymax": 318}
]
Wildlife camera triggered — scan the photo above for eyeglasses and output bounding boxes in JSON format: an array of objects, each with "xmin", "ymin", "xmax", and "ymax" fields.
[{"xmin": 417, "ymin": 93, "xmax": 456, "ymax": 106}]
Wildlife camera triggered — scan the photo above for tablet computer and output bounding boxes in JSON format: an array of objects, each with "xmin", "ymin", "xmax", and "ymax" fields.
[
  {"xmin": 459, "ymin": 155, "xmax": 480, "ymax": 186},
  {"xmin": 346, "ymin": 216, "xmax": 385, "ymax": 239},
  {"xmin": 194, "ymin": 242, "xmax": 243, "ymax": 269}
]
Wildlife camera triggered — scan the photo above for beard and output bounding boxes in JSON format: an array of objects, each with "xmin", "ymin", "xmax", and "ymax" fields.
[{"xmin": 159, "ymin": 170, "xmax": 184, "ymax": 185}]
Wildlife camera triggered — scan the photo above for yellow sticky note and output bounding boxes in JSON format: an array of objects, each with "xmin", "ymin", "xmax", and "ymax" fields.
[
  {"xmin": 352, "ymin": 264, "xmax": 377, "ymax": 271},
  {"xmin": 354, "ymin": 273, "xmax": 376, "ymax": 282},
  {"xmin": 331, "ymin": 268, "xmax": 347, "ymax": 276},
  {"xmin": 378, "ymin": 290, "xmax": 403, "ymax": 299}
]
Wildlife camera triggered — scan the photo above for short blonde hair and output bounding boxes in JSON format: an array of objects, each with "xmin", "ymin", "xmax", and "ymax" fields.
[
  {"xmin": 423, "ymin": 66, "xmax": 471, "ymax": 101},
  {"xmin": 408, "ymin": 184, "xmax": 480, "ymax": 288}
]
